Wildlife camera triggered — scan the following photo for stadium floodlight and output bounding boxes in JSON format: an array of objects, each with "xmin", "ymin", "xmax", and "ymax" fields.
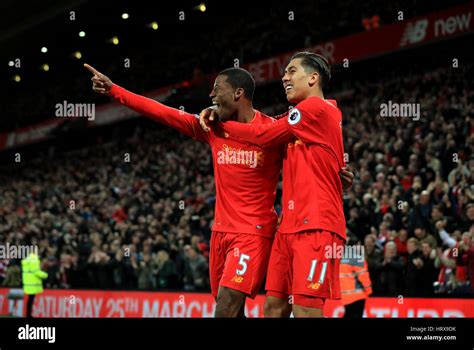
[
  {"xmin": 41, "ymin": 47, "xmax": 48, "ymax": 53},
  {"xmin": 122, "ymin": 13, "xmax": 129, "ymax": 20},
  {"xmin": 79, "ymin": 31, "xmax": 86, "ymax": 37},
  {"xmin": 197, "ymin": 3, "xmax": 206, "ymax": 12}
]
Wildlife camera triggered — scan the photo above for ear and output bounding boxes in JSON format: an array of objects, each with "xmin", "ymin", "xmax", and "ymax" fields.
[
  {"xmin": 234, "ymin": 88, "xmax": 245, "ymax": 101},
  {"xmin": 308, "ymin": 71, "xmax": 319, "ymax": 87}
]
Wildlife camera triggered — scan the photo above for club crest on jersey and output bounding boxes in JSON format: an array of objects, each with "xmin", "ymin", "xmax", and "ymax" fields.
[{"xmin": 288, "ymin": 108, "xmax": 301, "ymax": 125}]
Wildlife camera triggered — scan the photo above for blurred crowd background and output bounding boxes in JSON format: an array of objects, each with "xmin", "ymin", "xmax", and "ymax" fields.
[{"xmin": 0, "ymin": 0, "xmax": 473, "ymax": 297}]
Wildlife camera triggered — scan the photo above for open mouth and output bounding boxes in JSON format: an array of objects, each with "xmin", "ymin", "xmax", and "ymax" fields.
[{"xmin": 285, "ymin": 84, "xmax": 293, "ymax": 93}]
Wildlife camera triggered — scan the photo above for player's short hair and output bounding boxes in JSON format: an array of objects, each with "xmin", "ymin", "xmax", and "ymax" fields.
[
  {"xmin": 290, "ymin": 51, "xmax": 331, "ymax": 89},
  {"xmin": 218, "ymin": 67, "xmax": 255, "ymax": 100}
]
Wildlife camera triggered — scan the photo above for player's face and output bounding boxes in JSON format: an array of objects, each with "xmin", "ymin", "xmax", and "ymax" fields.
[
  {"xmin": 282, "ymin": 58, "xmax": 318, "ymax": 103},
  {"xmin": 209, "ymin": 75, "xmax": 237, "ymax": 121}
]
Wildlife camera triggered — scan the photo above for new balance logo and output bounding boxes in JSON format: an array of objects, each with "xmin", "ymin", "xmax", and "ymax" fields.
[
  {"xmin": 231, "ymin": 276, "xmax": 244, "ymax": 283},
  {"xmin": 400, "ymin": 19, "xmax": 428, "ymax": 46}
]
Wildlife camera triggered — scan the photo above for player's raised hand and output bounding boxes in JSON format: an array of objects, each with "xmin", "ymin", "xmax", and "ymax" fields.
[
  {"xmin": 84, "ymin": 63, "xmax": 113, "ymax": 95},
  {"xmin": 199, "ymin": 106, "xmax": 218, "ymax": 132},
  {"xmin": 340, "ymin": 165, "xmax": 355, "ymax": 190}
]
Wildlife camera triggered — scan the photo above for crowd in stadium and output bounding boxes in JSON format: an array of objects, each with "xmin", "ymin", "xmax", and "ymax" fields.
[
  {"xmin": 1, "ymin": 54, "xmax": 473, "ymax": 297},
  {"xmin": 340, "ymin": 60, "xmax": 474, "ymax": 296},
  {"xmin": 1, "ymin": 0, "xmax": 473, "ymax": 299}
]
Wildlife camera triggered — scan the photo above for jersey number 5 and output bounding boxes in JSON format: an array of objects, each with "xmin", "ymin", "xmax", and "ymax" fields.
[{"xmin": 236, "ymin": 254, "xmax": 250, "ymax": 275}]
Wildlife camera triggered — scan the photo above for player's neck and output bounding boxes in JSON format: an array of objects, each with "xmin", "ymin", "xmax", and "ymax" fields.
[
  {"xmin": 306, "ymin": 90, "xmax": 324, "ymax": 100},
  {"xmin": 236, "ymin": 105, "xmax": 256, "ymax": 123}
]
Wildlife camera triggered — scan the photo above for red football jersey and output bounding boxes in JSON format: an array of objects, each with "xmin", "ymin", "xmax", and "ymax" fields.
[
  {"xmin": 109, "ymin": 84, "xmax": 284, "ymax": 238},
  {"xmin": 220, "ymin": 96, "xmax": 346, "ymax": 240}
]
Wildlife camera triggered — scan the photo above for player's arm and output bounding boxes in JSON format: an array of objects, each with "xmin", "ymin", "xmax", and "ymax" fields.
[
  {"xmin": 220, "ymin": 117, "xmax": 294, "ymax": 149},
  {"xmin": 285, "ymin": 97, "xmax": 331, "ymax": 145},
  {"xmin": 204, "ymin": 99, "xmax": 323, "ymax": 144},
  {"xmin": 205, "ymin": 97, "xmax": 330, "ymax": 148},
  {"xmin": 84, "ymin": 63, "xmax": 209, "ymax": 142},
  {"xmin": 197, "ymin": 105, "xmax": 293, "ymax": 148},
  {"xmin": 199, "ymin": 107, "xmax": 289, "ymax": 132}
]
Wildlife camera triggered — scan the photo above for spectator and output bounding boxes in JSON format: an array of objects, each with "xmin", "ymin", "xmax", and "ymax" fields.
[
  {"xmin": 2, "ymin": 261, "xmax": 21, "ymax": 287},
  {"xmin": 87, "ymin": 247, "xmax": 113, "ymax": 289},
  {"xmin": 414, "ymin": 226, "xmax": 438, "ymax": 249},
  {"xmin": 435, "ymin": 219, "xmax": 457, "ymax": 248},
  {"xmin": 183, "ymin": 245, "xmax": 209, "ymax": 291},
  {"xmin": 2, "ymin": 261, "xmax": 23, "ymax": 316},
  {"xmin": 434, "ymin": 246, "xmax": 457, "ymax": 294},
  {"xmin": 459, "ymin": 203, "xmax": 474, "ymax": 233},
  {"xmin": 393, "ymin": 228, "xmax": 408, "ymax": 260},
  {"xmin": 364, "ymin": 234, "xmax": 383, "ymax": 292},
  {"xmin": 346, "ymin": 208, "xmax": 366, "ymax": 242},
  {"xmin": 408, "ymin": 191, "xmax": 432, "ymax": 231},
  {"xmin": 152, "ymin": 250, "xmax": 178, "ymax": 289},
  {"xmin": 136, "ymin": 253, "xmax": 155, "ymax": 290},
  {"xmin": 44, "ymin": 248, "xmax": 60, "ymax": 289},
  {"xmin": 418, "ymin": 241, "xmax": 438, "ymax": 295},
  {"xmin": 378, "ymin": 241, "xmax": 404, "ymax": 295},
  {"xmin": 404, "ymin": 238, "xmax": 423, "ymax": 295},
  {"xmin": 454, "ymin": 232, "xmax": 473, "ymax": 293}
]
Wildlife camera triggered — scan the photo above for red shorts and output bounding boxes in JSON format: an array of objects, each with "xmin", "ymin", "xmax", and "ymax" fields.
[
  {"xmin": 265, "ymin": 230, "xmax": 344, "ymax": 308},
  {"xmin": 210, "ymin": 231, "xmax": 273, "ymax": 299}
]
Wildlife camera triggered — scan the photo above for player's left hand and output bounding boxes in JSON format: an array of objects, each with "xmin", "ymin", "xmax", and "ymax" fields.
[
  {"xmin": 340, "ymin": 165, "xmax": 355, "ymax": 190},
  {"xmin": 199, "ymin": 106, "xmax": 218, "ymax": 132}
]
